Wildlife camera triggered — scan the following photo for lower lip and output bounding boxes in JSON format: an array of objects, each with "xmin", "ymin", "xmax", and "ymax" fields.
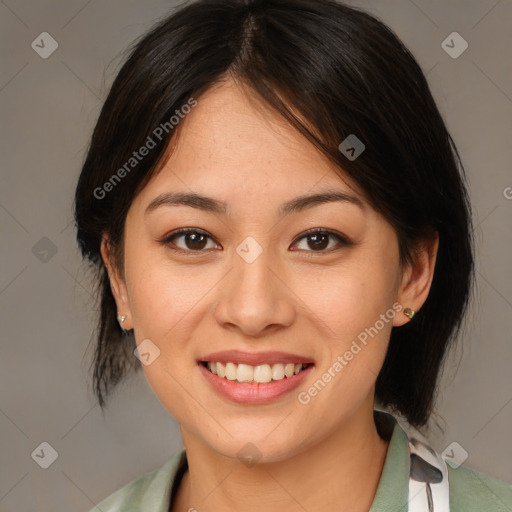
[{"xmin": 198, "ymin": 363, "xmax": 314, "ymax": 405}]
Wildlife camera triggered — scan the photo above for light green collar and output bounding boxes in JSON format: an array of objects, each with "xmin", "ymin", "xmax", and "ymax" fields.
[{"xmin": 369, "ymin": 413, "xmax": 410, "ymax": 511}]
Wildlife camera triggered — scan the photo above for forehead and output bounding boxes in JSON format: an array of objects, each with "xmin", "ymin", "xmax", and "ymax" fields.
[{"xmin": 140, "ymin": 78, "xmax": 364, "ymax": 204}]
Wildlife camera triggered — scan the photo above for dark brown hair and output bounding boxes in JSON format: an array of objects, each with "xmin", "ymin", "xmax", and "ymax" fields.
[{"xmin": 74, "ymin": 0, "xmax": 474, "ymax": 427}]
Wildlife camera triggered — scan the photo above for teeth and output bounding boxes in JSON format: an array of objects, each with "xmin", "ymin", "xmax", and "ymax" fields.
[
  {"xmin": 254, "ymin": 364, "xmax": 272, "ymax": 383},
  {"xmin": 272, "ymin": 363, "xmax": 285, "ymax": 380},
  {"xmin": 225, "ymin": 362, "xmax": 237, "ymax": 381},
  {"xmin": 284, "ymin": 363, "xmax": 295, "ymax": 377},
  {"xmin": 236, "ymin": 363, "xmax": 253, "ymax": 383},
  {"xmin": 204, "ymin": 361, "xmax": 309, "ymax": 382}
]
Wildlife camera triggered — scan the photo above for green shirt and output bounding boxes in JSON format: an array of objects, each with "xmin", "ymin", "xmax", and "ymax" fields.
[{"xmin": 89, "ymin": 418, "xmax": 512, "ymax": 511}]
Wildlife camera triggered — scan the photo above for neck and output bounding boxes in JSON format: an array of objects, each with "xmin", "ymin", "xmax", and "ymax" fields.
[{"xmin": 173, "ymin": 406, "xmax": 390, "ymax": 512}]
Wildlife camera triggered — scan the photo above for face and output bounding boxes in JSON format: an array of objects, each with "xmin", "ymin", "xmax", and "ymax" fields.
[{"xmin": 103, "ymin": 79, "xmax": 430, "ymax": 462}]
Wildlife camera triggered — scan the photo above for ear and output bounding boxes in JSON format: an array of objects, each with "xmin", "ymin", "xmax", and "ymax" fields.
[
  {"xmin": 100, "ymin": 235, "xmax": 133, "ymax": 330},
  {"xmin": 393, "ymin": 231, "xmax": 439, "ymax": 327}
]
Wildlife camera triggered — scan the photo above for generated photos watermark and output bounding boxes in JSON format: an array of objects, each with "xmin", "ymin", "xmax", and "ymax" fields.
[
  {"xmin": 93, "ymin": 97, "xmax": 198, "ymax": 200},
  {"xmin": 297, "ymin": 302, "xmax": 403, "ymax": 405}
]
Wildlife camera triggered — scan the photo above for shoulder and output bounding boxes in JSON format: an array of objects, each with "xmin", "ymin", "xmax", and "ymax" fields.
[
  {"xmin": 381, "ymin": 411, "xmax": 512, "ymax": 512},
  {"xmin": 448, "ymin": 463, "xmax": 512, "ymax": 511},
  {"xmin": 87, "ymin": 450, "xmax": 186, "ymax": 512}
]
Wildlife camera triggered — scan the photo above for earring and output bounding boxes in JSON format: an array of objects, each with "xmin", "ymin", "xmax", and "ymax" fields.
[
  {"xmin": 404, "ymin": 308, "xmax": 416, "ymax": 320},
  {"xmin": 118, "ymin": 313, "xmax": 126, "ymax": 325}
]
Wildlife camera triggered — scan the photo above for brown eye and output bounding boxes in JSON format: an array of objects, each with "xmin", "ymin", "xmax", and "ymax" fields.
[
  {"xmin": 162, "ymin": 228, "xmax": 219, "ymax": 252},
  {"xmin": 305, "ymin": 232, "xmax": 330, "ymax": 251},
  {"xmin": 291, "ymin": 229, "xmax": 353, "ymax": 252}
]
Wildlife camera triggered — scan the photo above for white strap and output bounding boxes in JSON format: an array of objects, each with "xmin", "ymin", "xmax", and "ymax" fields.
[{"xmin": 405, "ymin": 427, "xmax": 450, "ymax": 512}]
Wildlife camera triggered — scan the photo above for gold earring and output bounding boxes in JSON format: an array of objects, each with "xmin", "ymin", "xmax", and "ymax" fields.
[
  {"xmin": 404, "ymin": 308, "xmax": 416, "ymax": 319},
  {"xmin": 117, "ymin": 313, "xmax": 129, "ymax": 333}
]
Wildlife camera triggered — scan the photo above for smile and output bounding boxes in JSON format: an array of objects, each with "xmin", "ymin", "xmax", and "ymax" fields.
[
  {"xmin": 201, "ymin": 361, "xmax": 313, "ymax": 384},
  {"xmin": 198, "ymin": 355, "xmax": 315, "ymax": 404}
]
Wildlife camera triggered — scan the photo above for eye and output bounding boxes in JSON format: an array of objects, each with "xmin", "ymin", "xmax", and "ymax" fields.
[
  {"xmin": 161, "ymin": 228, "xmax": 220, "ymax": 253},
  {"xmin": 291, "ymin": 228, "xmax": 353, "ymax": 252},
  {"xmin": 160, "ymin": 227, "xmax": 353, "ymax": 254}
]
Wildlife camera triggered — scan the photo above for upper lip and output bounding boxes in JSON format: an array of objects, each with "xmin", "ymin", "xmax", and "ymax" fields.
[{"xmin": 199, "ymin": 350, "xmax": 314, "ymax": 366}]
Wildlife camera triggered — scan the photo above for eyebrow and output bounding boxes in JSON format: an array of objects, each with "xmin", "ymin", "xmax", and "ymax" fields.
[{"xmin": 145, "ymin": 190, "xmax": 364, "ymax": 218}]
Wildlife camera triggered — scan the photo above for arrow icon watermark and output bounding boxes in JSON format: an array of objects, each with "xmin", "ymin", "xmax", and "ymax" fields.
[
  {"xmin": 338, "ymin": 134, "xmax": 365, "ymax": 161},
  {"xmin": 31, "ymin": 32, "xmax": 59, "ymax": 59},
  {"xmin": 236, "ymin": 236, "xmax": 263, "ymax": 263},
  {"xmin": 31, "ymin": 441, "xmax": 59, "ymax": 469},
  {"xmin": 441, "ymin": 32, "xmax": 468, "ymax": 59},
  {"xmin": 134, "ymin": 338, "xmax": 161, "ymax": 366}
]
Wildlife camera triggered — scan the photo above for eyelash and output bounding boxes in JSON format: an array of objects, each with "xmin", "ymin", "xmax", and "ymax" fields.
[{"xmin": 159, "ymin": 227, "xmax": 353, "ymax": 255}]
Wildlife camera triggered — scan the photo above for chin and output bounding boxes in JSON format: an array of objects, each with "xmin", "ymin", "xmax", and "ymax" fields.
[{"xmin": 196, "ymin": 426, "xmax": 309, "ymax": 466}]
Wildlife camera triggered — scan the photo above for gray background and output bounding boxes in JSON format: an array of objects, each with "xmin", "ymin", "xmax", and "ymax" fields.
[{"xmin": 1, "ymin": 0, "xmax": 511, "ymax": 510}]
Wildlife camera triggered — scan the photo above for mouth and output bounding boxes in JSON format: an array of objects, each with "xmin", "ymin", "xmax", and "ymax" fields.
[
  {"xmin": 197, "ymin": 350, "xmax": 315, "ymax": 403},
  {"xmin": 200, "ymin": 360, "xmax": 314, "ymax": 384}
]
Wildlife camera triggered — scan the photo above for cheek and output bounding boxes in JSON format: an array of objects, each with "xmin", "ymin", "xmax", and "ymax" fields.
[
  {"xmin": 298, "ymin": 256, "xmax": 399, "ymax": 343},
  {"xmin": 122, "ymin": 247, "xmax": 208, "ymax": 420},
  {"xmin": 295, "ymin": 248, "xmax": 400, "ymax": 399},
  {"xmin": 123, "ymin": 239, "xmax": 208, "ymax": 341}
]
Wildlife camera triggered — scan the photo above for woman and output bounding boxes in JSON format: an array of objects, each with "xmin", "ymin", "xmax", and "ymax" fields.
[{"xmin": 74, "ymin": 0, "xmax": 512, "ymax": 510}]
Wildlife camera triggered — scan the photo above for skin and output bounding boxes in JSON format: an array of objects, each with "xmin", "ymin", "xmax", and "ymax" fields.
[{"xmin": 101, "ymin": 78, "xmax": 439, "ymax": 512}]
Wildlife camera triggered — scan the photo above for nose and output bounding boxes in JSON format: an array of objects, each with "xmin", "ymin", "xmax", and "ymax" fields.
[{"xmin": 213, "ymin": 243, "xmax": 296, "ymax": 338}]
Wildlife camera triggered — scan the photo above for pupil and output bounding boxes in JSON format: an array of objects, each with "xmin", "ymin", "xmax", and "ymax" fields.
[
  {"xmin": 186, "ymin": 233, "xmax": 207, "ymax": 250},
  {"xmin": 309, "ymin": 233, "xmax": 328, "ymax": 250}
]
